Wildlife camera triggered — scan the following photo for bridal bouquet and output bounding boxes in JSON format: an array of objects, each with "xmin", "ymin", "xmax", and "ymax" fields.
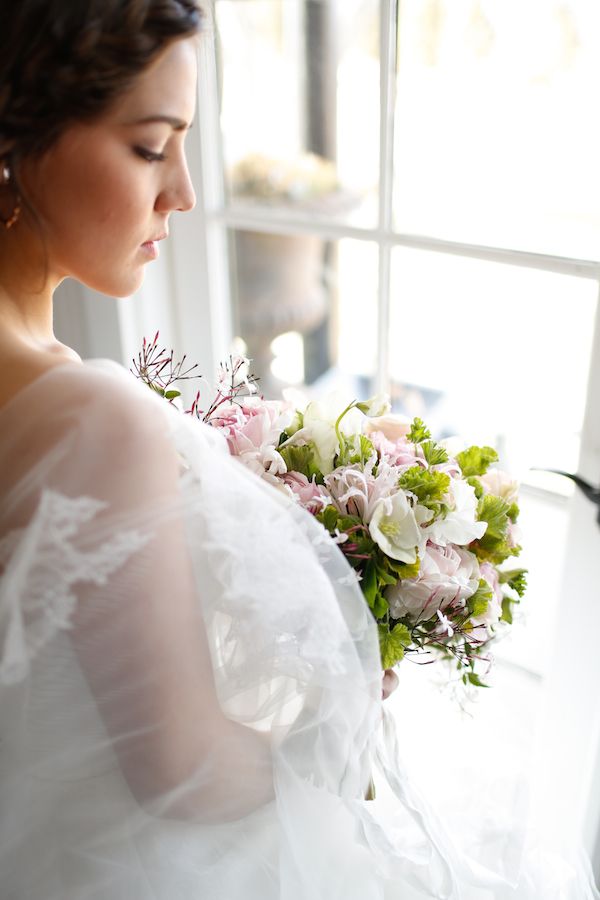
[{"xmin": 134, "ymin": 336, "xmax": 526, "ymax": 688}]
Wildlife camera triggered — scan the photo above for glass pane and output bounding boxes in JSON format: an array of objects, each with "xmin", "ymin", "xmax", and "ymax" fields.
[
  {"xmin": 394, "ymin": 0, "xmax": 600, "ymax": 259},
  {"xmin": 389, "ymin": 248, "xmax": 598, "ymax": 674},
  {"xmin": 228, "ymin": 231, "xmax": 378, "ymax": 396},
  {"xmin": 215, "ymin": 0, "xmax": 380, "ymax": 227}
]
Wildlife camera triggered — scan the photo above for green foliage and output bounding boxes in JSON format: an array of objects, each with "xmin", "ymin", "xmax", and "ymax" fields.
[
  {"xmin": 398, "ymin": 466, "xmax": 450, "ymax": 514},
  {"xmin": 408, "ymin": 417, "xmax": 431, "ymax": 444},
  {"xmin": 347, "ymin": 434, "xmax": 376, "ymax": 466},
  {"xmin": 362, "ymin": 559, "xmax": 378, "ymax": 609},
  {"xmin": 499, "ymin": 568, "xmax": 528, "ymax": 598},
  {"xmin": 319, "ymin": 504, "xmax": 339, "ymax": 532},
  {"xmin": 396, "ymin": 557, "xmax": 421, "ymax": 580},
  {"xmin": 376, "ymin": 567, "xmax": 397, "ymax": 586},
  {"xmin": 506, "ymin": 501, "xmax": 520, "ymax": 523},
  {"xmin": 149, "ymin": 384, "xmax": 182, "ymax": 402},
  {"xmin": 474, "ymin": 494, "xmax": 522, "ymax": 565},
  {"xmin": 379, "ymin": 623, "xmax": 412, "ymax": 668},
  {"xmin": 279, "ymin": 443, "xmax": 321, "ymax": 481},
  {"xmin": 456, "ymin": 445, "xmax": 499, "ymax": 477},
  {"xmin": 422, "ymin": 440, "xmax": 449, "ymax": 466},
  {"xmin": 373, "ymin": 593, "xmax": 389, "ymax": 619},
  {"xmin": 467, "ymin": 579, "xmax": 493, "ymax": 618},
  {"xmin": 476, "ymin": 498, "xmax": 524, "ymax": 558},
  {"xmin": 466, "ymin": 671, "xmax": 490, "ymax": 688},
  {"xmin": 467, "ymin": 476, "xmax": 484, "ymax": 500},
  {"xmin": 285, "ymin": 410, "xmax": 303, "ymax": 436},
  {"xmin": 478, "ymin": 494, "xmax": 509, "ymax": 540},
  {"xmin": 501, "ymin": 596, "xmax": 514, "ymax": 624}
]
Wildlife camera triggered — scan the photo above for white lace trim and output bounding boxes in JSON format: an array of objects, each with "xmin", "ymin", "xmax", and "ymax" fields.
[{"xmin": 0, "ymin": 489, "xmax": 150, "ymax": 685}]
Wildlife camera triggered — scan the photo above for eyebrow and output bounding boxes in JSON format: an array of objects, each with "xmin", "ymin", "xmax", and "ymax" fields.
[{"xmin": 129, "ymin": 115, "xmax": 193, "ymax": 131}]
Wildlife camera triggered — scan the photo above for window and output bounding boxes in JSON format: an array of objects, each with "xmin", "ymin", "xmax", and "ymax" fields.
[{"xmin": 187, "ymin": 0, "xmax": 600, "ymax": 870}]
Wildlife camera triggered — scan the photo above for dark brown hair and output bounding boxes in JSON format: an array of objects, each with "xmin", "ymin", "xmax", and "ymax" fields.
[{"xmin": 0, "ymin": 0, "xmax": 205, "ymax": 165}]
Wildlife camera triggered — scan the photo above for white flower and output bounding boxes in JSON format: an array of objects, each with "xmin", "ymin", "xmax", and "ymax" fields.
[
  {"xmin": 238, "ymin": 446, "xmax": 287, "ymax": 486},
  {"xmin": 425, "ymin": 479, "xmax": 487, "ymax": 546},
  {"xmin": 357, "ymin": 393, "xmax": 391, "ymax": 418},
  {"xmin": 280, "ymin": 388, "xmax": 309, "ymax": 435},
  {"xmin": 324, "ymin": 456, "xmax": 400, "ymax": 523},
  {"xmin": 259, "ymin": 445, "xmax": 287, "ymax": 475},
  {"xmin": 479, "ymin": 469, "xmax": 519, "ymax": 505},
  {"xmin": 436, "ymin": 609, "xmax": 454, "ymax": 637},
  {"xmin": 369, "ymin": 491, "xmax": 425, "ymax": 563},
  {"xmin": 284, "ymin": 392, "xmax": 365, "ymax": 475},
  {"xmin": 301, "ymin": 414, "xmax": 339, "ymax": 475}
]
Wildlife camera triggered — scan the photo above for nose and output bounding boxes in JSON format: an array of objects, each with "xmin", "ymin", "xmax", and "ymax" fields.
[
  {"xmin": 175, "ymin": 161, "xmax": 196, "ymax": 212},
  {"xmin": 156, "ymin": 155, "xmax": 196, "ymax": 214}
]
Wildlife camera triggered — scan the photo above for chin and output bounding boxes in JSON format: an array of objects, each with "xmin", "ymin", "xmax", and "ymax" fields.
[{"xmin": 82, "ymin": 267, "xmax": 146, "ymax": 298}]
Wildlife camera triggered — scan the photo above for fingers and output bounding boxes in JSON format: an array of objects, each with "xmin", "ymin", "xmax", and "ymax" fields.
[{"xmin": 381, "ymin": 668, "xmax": 399, "ymax": 701}]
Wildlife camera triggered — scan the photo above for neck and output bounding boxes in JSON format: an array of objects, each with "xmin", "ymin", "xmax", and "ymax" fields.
[{"xmin": 0, "ymin": 226, "xmax": 61, "ymax": 352}]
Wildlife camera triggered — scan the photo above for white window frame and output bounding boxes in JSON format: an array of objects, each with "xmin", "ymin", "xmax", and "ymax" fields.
[
  {"xmin": 165, "ymin": 0, "xmax": 600, "ymax": 877},
  {"xmin": 177, "ymin": 0, "xmax": 600, "ymax": 391}
]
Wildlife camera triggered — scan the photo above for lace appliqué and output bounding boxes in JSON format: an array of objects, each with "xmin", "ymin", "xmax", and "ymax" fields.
[{"xmin": 0, "ymin": 489, "xmax": 150, "ymax": 685}]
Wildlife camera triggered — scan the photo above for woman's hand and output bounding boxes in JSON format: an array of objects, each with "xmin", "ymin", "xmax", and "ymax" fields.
[{"xmin": 381, "ymin": 668, "xmax": 399, "ymax": 701}]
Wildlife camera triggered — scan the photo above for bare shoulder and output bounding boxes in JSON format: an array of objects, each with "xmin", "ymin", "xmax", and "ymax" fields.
[
  {"xmin": 0, "ymin": 344, "xmax": 83, "ymax": 413},
  {"xmin": 0, "ymin": 343, "xmax": 167, "ymax": 436}
]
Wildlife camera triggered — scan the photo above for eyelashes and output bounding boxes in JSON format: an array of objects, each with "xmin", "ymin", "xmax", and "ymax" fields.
[{"xmin": 134, "ymin": 146, "xmax": 167, "ymax": 163}]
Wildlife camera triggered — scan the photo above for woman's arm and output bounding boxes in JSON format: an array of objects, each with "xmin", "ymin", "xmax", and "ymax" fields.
[{"xmin": 65, "ymin": 385, "xmax": 274, "ymax": 823}]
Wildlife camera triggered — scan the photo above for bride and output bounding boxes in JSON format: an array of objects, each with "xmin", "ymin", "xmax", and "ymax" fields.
[{"xmin": 0, "ymin": 2, "xmax": 597, "ymax": 897}]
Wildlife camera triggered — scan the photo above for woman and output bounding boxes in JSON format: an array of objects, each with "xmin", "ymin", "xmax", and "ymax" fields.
[{"xmin": 0, "ymin": 2, "xmax": 597, "ymax": 898}]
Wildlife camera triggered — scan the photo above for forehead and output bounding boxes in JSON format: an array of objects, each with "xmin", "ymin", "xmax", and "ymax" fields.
[{"xmin": 110, "ymin": 37, "xmax": 198, "ymax": 125}]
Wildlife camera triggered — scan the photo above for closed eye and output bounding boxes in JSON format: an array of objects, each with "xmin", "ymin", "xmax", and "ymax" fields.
[{"xmin": 134, "ymin": 146, "xmax": 167, "ymax": 163}]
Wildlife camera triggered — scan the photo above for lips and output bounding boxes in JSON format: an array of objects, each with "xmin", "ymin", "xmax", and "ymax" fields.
[
  {"xmin": 140, "ymin": 233, "xmax": 167, "ymax": 260},
  {"xmin": 140, "ymin": 240, "xmax": 159, "ymax": 260}
]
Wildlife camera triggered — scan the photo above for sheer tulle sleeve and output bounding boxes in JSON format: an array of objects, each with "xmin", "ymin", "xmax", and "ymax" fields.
[{"xmin": 0, "ymin": 362, "xmax": 280, "ymax": 818}]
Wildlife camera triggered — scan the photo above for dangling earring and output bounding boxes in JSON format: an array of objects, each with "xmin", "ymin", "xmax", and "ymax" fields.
[{"xmin": 0, "ymin": 162, "xmax": 21, "ymax": 230}]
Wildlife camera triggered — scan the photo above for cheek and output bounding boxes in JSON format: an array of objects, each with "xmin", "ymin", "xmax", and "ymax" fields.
[
  {"xmin": 40, "ymin": 150, "xmax": 151, "ymax": 253},
  {"xmin": 65, "ymin": 166, "xmax": 142, "ymax": 238}
]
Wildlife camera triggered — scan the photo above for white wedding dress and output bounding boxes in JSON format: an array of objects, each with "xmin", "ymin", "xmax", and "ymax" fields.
[{"xmin": 0, "ymin": 358, "xmax": 597, "ymax": 900}]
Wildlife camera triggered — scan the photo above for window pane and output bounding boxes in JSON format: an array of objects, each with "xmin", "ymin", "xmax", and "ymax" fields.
[
  {"xmin": 394, "ymin": 0, "xmax": 600, "ymax": 258},
  {"xmin": 390, "ymin": 250, "xmax": 596, "ymax": 474},
  {"xmin": 215, "ymin": 0, "xmax": 380, "ymax": 227},
  {"xmin": 389, "ymin": 248, "xmax": 598, "ymax": 673},
  {"xmin": 228, "ymin": 231, "xmax": 378, "ymax": 396}
]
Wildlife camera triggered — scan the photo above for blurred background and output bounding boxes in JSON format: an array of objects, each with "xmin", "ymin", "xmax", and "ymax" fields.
[{"xmin": 55, "ymin": 0, "xmax": 600, "ymax": 880}]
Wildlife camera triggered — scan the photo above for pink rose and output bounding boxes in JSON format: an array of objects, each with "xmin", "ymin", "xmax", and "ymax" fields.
[
  {"xmin": 281, "ymin": 472, "xmax": 329, "ymax": 513},
  {"xmin": 213, "ymin": 398, "xmax": 291, "ymax": 484},
  {"xmin": 369, "ymin": 431, "xmax": 421, "ymax": 468},
  {"xmin": 470, "ymin": 561, "xmax": 503, "ymax": 631},
  {"xmin": 507, "ymin": 521, "xmax": 522, "ymax": 550},
  {"xmin": 220, "ymin": 399, "xmax": 287, "ymax": 457},
  {"xmin": 386, "ymin": 542, "xmax": 480, "ymax": 623},
  {"xmin": 364, "ymin": 413, "xmax": 411, "ymax": 442}
]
